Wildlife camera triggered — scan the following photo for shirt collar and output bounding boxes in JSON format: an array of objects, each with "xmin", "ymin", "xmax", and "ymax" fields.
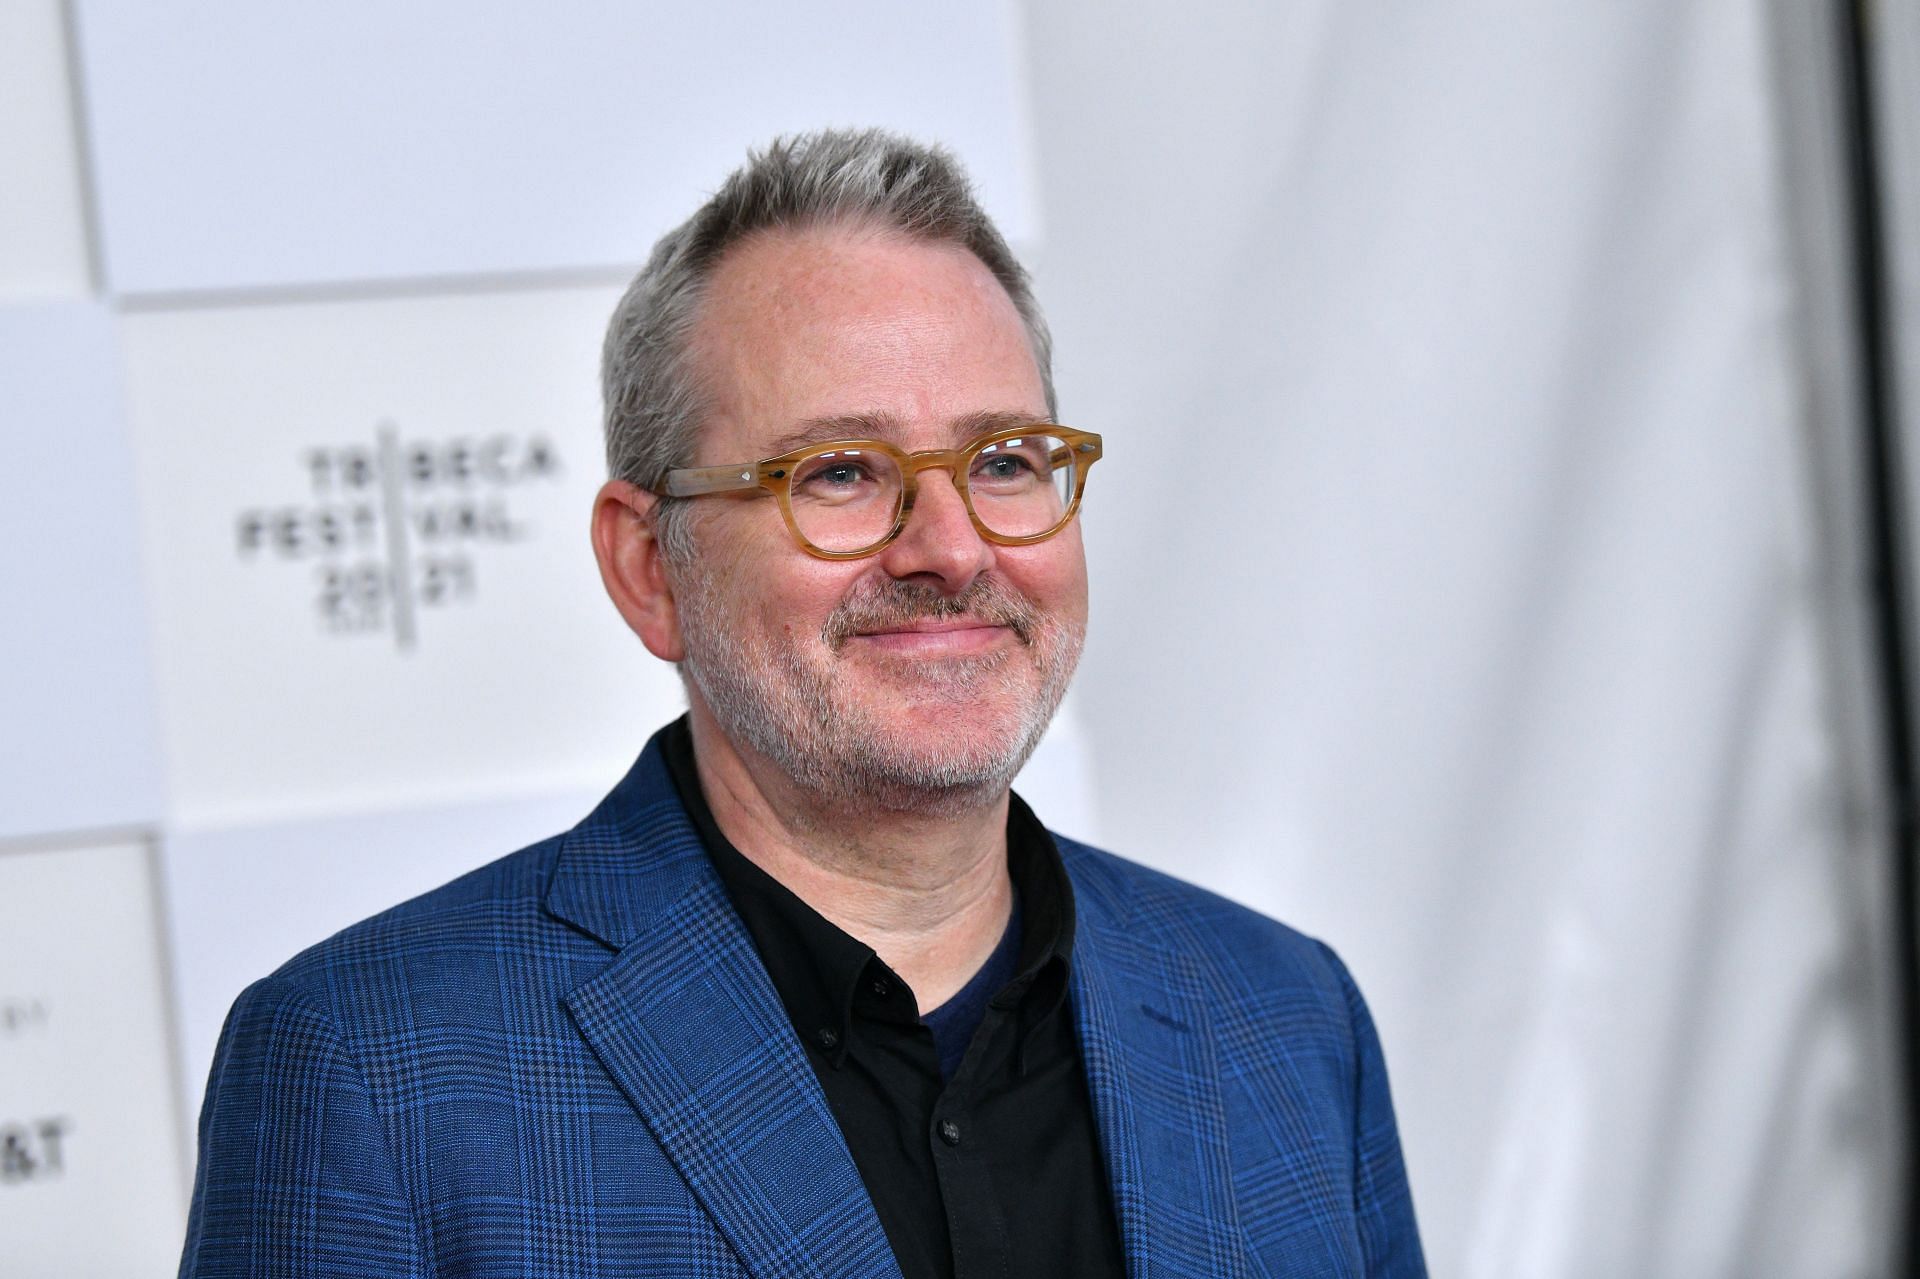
[{"xmin": 659, "ymin": 715, "xmax": 1075, "ymax": 1061}]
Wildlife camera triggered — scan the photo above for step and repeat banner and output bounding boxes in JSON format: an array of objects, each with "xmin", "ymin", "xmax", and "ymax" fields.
[
  {"xmin": 3, "ymin": 3, "xmax": 1053, "ymax": 1274},
  {"xmin": 0, "ymin": 839, "xmax": 182, "ymax": 1277}
]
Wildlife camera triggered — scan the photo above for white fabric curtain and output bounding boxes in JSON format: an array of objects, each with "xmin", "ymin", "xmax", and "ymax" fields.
[{"xmin": 1024, "ymin": 2, "xmax": 1901, "ymax": 1274}]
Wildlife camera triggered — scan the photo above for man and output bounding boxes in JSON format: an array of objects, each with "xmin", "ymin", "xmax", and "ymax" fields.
[{"xmin": 180, "ymin": 130, "xmax": 1424, "ymax": 1278}]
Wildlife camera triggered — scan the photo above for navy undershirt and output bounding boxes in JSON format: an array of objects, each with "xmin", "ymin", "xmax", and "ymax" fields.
[{"xmin": 921, "ymin": 896, "xmax": 1024, "ymax": 1079}]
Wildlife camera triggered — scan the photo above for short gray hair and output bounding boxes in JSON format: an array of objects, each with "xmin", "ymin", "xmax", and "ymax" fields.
[{"xmin": 600, "ymin": 129, "xmax": 1055, "ymax": 557}]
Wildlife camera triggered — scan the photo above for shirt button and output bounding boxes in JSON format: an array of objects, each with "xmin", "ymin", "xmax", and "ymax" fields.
[
  {"xmin": 938, "ymin": 1119, "xmax": 962, "ymax": 1146},
  {"xmin": 816, "ymin": 1027, "xmax": 839, "ymax": 1050},
  {"xmin": 871, "ymin": 979, "xmax": 890, "ymax": 997}
]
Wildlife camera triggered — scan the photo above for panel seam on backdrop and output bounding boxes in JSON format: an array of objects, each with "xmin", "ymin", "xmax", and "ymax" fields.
[
  {"xmin": 110, "ymin": 264, "xmax": 642, "ymax": 313},
  {"xmin": 142, "ymin": 833, "xmax": 196, "ymax": 1202},
  {"xmin": 0, "ymin": 822, "xmax": 159, "ymax": 857},
  {"xmin": 58, "ymin": 0, "xmax": 108, "ymax": 294}
]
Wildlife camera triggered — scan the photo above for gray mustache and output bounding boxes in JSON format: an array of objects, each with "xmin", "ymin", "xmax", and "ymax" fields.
[{"xmin": 823, "ymin": 579, "xmax": 1037, "ymax": 650}]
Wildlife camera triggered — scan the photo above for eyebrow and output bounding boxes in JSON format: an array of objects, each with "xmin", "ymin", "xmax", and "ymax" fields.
[{"xmin": 760, "ymin": 409, "xmax": 1053, "ymax": 457}]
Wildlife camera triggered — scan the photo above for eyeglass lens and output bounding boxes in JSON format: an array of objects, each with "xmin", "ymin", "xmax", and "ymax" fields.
[{"xmin": 786, "ymin": 434, "xmax": 1078, "ymax": 553}]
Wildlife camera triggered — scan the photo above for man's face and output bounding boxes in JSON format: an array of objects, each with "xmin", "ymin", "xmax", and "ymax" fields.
[{"xmin": 667, "ymin": 224, "xmax": 1087, "ymax": 809}]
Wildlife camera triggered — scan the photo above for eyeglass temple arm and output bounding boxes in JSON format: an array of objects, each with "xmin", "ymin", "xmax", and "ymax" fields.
[{"xmin": 661, "ymin": 464, "xmax": 764, "ymax": 497}]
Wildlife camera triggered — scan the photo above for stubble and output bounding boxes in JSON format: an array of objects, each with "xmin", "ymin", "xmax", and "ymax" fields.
[{"xmin": 674, "ymin": 569, "xmax": 1083, "ymax": 814}]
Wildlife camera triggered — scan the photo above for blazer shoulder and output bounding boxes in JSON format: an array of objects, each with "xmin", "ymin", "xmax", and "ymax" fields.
[
  {"xmin": 262, "ymin": 831, "xmax": 571, "ymax": 1009},
  {"xmin": 1056, "ymin": 833, "xmax": 1352, "ymax": 1005}
]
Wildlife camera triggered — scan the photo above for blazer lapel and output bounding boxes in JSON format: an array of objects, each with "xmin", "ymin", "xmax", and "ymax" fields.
[
  {"xmin": 548, "ymin": 742, "xmax": 900, "ymax": 1279},
  {"xmin": 1070, "ymin": 867, "xmax": 1252, "ymax": 1279}
]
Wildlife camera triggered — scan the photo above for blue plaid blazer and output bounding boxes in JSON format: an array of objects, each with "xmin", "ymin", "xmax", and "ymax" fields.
[{"xmin": 180, "ymin": 733, "xmax": 1424, "ymax": 1277}]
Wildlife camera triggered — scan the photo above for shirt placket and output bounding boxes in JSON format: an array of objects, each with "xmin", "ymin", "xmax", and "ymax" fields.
[{"xmin": 926, "ymin": 1010, "xmax": 1014, "ymax": 1279}]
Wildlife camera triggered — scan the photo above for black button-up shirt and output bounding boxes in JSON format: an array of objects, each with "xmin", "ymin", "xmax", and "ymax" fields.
[{"xmin": 662, "ymin": 719, "xmax": 1126, "ymax": 1279}]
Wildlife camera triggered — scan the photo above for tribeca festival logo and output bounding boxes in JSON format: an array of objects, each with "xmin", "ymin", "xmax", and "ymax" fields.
[{"xmin": 235, "ymin": 423, "xmax": 562, "ymax": 649}]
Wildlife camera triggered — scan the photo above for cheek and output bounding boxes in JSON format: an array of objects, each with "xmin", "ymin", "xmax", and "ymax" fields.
[
  {"xmin": 997, "ymin": 539, "xmax": 1088, "ymax": 615},
  {"xmin": 695, "ymin": 513, "xmax": 848, "ymax": 630},
  {"xmin": 767, "ymin": 563, "xmax": 874, "ymax": 639}
]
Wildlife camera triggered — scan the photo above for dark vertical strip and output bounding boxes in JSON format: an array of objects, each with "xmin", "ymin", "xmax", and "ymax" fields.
[
  {"xmin": 378, "ymin": 422, "xmax": 418, "ymax": 651},
  {"xmin": 1837, "ymin": 0, "xmax": 1917, "ymax": 1267}
]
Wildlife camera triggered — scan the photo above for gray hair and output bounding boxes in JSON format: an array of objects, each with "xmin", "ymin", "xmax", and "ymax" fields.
[{"xmin": 600, "ymin": 129, "xmax": 1056, "ymax": 558}]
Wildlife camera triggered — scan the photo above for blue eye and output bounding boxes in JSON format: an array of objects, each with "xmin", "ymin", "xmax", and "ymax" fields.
[
  {"xmin": 971, "ymin": 447, "xmax": 1048, "ymax": 491},
  {"xmin": 796, "ymin": 453, "xmax": 876, "ymax": 488},
  {"xmin": 793, "ymin": 452, "xmax": 893, "ymax": 506}
]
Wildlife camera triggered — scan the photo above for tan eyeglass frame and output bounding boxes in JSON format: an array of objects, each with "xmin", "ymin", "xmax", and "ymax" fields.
[{"xmin": 657, "ymin": 425, "xmax": 1104, "ymax": 561}]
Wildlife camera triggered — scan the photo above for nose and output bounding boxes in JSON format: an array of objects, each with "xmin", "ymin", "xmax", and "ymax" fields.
[{"xmin": 874, "ymin": 467, "xmax": 994, "ymax": 590}]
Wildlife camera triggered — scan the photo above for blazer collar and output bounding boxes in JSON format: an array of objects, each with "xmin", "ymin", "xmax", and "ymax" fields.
[
  {"xmin": 1066, "ymin": 845, "xmax": 1254, "ymax": 1279},
  {"xmin": 549, "ymin": 732, "xmax": 902, "ymax": 1279},
  {"xmin": 543, "ymin": 729, "xmax": 713, "ymax": 951}
]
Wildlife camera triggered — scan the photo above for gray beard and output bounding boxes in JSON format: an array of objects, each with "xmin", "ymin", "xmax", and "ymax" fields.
[{"xmin": 674, "ymin": 573, "xmax": 1082, "ymax": 816}]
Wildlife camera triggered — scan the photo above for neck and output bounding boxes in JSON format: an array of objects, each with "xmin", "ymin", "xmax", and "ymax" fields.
[{"xmin": 686, "ymin": 702, "xmax": 1014, "ymax": 1012}]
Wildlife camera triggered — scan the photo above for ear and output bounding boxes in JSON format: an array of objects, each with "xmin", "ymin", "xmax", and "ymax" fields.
[{"xmin": 591, "ymin": 479, "xmax": 686, "ymax": 662}]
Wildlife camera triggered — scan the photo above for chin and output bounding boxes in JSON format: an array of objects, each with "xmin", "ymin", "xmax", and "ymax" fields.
[
  {"xmin": 839, "ymin": 735, "xmax": 1040, "ymax": 816},
  {"xmin": 843, "ymin": 698, "xmax": 1053, "ymax": 799}
]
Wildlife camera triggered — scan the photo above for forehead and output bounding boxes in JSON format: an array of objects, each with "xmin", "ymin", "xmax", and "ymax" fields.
[{"xmin": 687, "ymin": 224, "xmax": 1047, "ymax": 459}]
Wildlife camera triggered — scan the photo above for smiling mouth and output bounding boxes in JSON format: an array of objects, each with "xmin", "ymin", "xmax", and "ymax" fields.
[
  {"xmin": 861, "ymin": 619, "xmax": 1003, "ymax": 635},
  {"xmin": 823, "ymin": 579, "xmax": 1038, "ymax": 652},
  {"xmin": 848, "ymin": 620, "xmax": 1014, "ymax": 655}
]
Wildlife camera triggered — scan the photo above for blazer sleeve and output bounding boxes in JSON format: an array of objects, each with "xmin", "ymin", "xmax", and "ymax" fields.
[
  {"xmin": 178, "ymin": 979, "xmax": 425, "ymax": 1278},
  {"xmin": 1318, "ymin": 942, "xmax": 1427, "ymax": 1278}
]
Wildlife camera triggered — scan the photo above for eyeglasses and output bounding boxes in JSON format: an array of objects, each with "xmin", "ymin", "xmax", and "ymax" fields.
[{"xmin": 657, "ymin": 425, "xmax": 1103, "ymax": 561}]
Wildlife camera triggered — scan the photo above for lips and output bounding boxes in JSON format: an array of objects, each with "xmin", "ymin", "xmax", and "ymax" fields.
[
  {"xmin": 857, "ymin": 618, "xmax": 1004, "ymax": 636},
  {"xmin": 848, "ymin": 619, "xmax": 1013, "ymax": 655},
  {"xmin": 823, "ymin": 578, "xmax": 1038, "ymax": 651}
]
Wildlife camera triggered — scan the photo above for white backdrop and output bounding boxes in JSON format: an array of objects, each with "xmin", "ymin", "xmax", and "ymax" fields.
[
  {"xmin": 1, "ymin": 2, "xmax": 1903, "ymax": 1276},
  {"xmin": 1029, "ymin": 3, "xmax": 1897, "ymax": 1273}
]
